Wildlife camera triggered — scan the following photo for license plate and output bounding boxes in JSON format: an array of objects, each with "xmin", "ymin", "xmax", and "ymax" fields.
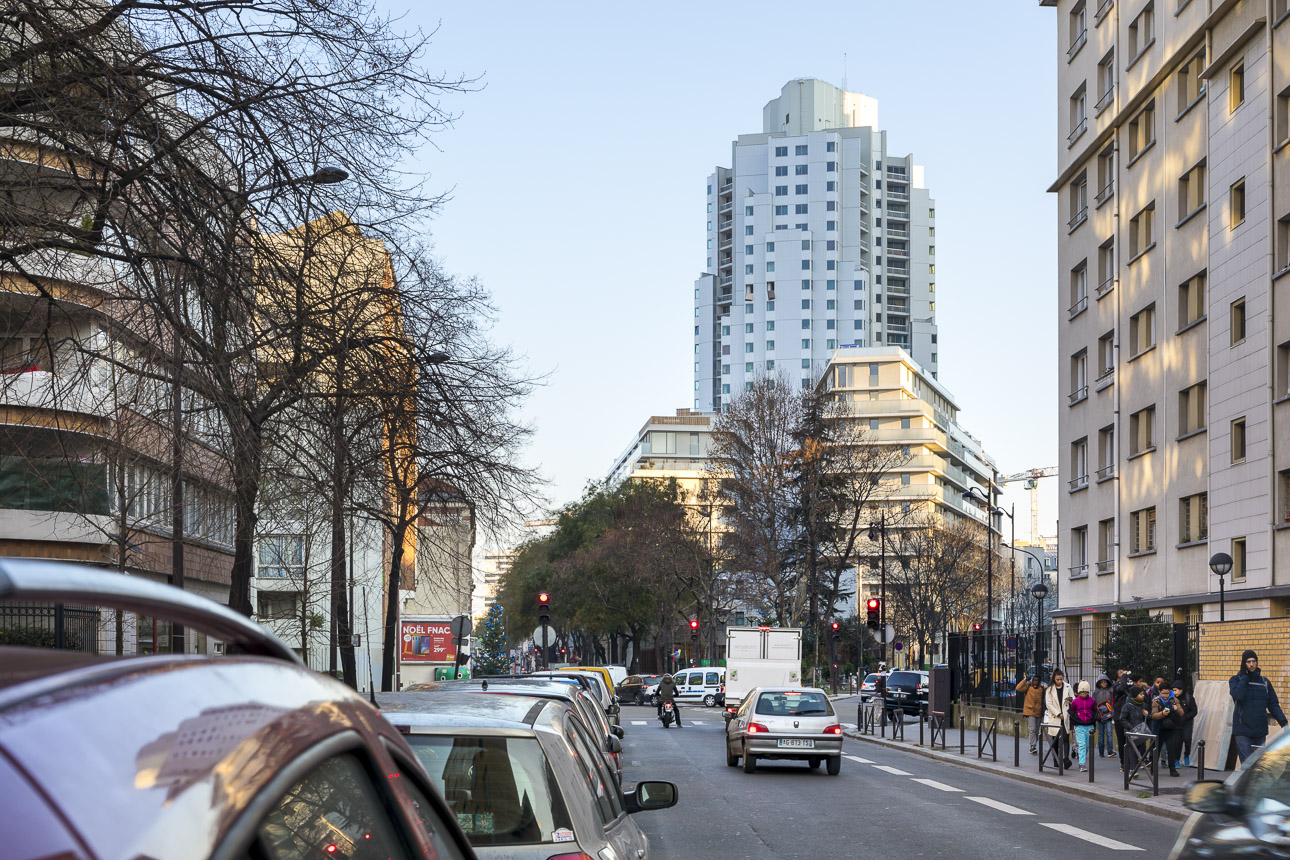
[{"xmin": 777, "ymin": 739, "xmax": 814, "ymax": 748}]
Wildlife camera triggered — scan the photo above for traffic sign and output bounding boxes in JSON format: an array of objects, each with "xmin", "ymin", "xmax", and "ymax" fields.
[
  {"xmin": 531, "ymin": 625, "xmax": 554, "ymax": 643},
  {"xmin": 450, "ymin": 615, "xmax": 472, "ymax": 639},
  {"xmin": 876, "ymin": 623, "xmax": 896, "ymax": 643},
  {"xmin": 1006, "ymin": 636, "xmax": 1018, "ymax": 650},
  {"xmin": 893, "ymin": 642, "xmax": 903, "ymax": 652}
]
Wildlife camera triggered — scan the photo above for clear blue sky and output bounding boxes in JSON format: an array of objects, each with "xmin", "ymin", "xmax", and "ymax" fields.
[{"xmin": 383, "ymin": 2, "xmax": 1061, "ymax": 546}]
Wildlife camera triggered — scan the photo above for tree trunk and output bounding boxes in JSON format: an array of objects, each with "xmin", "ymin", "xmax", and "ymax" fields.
[
  {"xmin": 380, "ymin": 515, "xmax": 410, "ymax": 691},
  {"xmin": 228, "ymin": 426, "xmax": 264, "ymax": 617}
]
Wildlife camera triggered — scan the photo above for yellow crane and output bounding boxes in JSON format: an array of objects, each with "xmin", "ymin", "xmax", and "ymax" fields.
[{"xmin": 996, "ymin": 467, "xmax": 1058, "ymax": 545}]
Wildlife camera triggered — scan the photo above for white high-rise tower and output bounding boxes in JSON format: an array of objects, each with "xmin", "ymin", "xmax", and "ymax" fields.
[{"xmin": 694, "ymin": 78, "xmax": 938, "ymax": 412}]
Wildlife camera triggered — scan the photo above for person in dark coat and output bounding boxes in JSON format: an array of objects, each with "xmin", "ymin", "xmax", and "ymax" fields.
[
  {"xmin": 1150, "ymin": 683, "xmax": 1185, "ymax": 777},
  {"xmin": 656, "ymin": 673, "xmax": 683, "ymax": 727},
  {"xmin": 1229, "ymin": 650, "xmax": 1287, "ymax": 763},
  {"xmin": 1111, "ymin": 668, "xmax": 1131, "ymax": 758},
  {"xmin": 1172, "ymin": 681, "xmax": 1199, "ymax": 768}
]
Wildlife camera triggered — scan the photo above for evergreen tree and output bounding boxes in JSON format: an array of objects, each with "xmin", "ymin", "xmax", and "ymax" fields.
[
  {"xmin": 1095, "ymin": 607, "xmax": 1174, "ymax": 680},
  {"xmin": 473, "ymin": 603, "xmax": 510, "ymax": 676}
]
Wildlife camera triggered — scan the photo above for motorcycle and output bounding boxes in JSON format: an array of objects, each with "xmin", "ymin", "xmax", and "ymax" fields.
[{"xmin": 659, "ymin": 701, "xmax": 675, "ymax": 729}]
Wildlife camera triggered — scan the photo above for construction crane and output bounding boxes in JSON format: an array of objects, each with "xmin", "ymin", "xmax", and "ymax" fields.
[{"xmin": 996, "ymin": 468, "xmax": 1058, "ymax": 546}]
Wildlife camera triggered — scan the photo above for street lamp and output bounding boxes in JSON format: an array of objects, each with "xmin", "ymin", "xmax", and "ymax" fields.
[
  {"xmin": 1031, "ymin": 580, "xmax": 1049, "ymax": 685},
  {"xmin": 963, "ymin": 477, "xmax": 1000, "ymax": 700},
  {"xmin": 1209, "ymin": 552, "xmax": 1233, "ymax": 622},
  {"xmin": 867, "ymin": 514, "xmax": 887, "ymax": 665}
]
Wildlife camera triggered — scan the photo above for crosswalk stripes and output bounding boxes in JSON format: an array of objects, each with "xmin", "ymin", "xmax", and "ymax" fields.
[
  {"xmin": 843, "ymin": 754, "xmax": 874, "ymax": 764},
  {"xmin": 910, "ymin": 778, "xmax": 962, "ymax": 792},
  {"xmin": 630, "ymin": 720, "xmax": 647, "ymax": 725},
  {"xmin": 871, "ymin": 765, "xmax": 912, "ymax": 775},
  {"xmin": 1040, "ymin": 823, "xmax": 1142, "ymax": 850},
  {"xmin": 965, "ymin": 796, "xmax": 1033, "ymax": 815}
]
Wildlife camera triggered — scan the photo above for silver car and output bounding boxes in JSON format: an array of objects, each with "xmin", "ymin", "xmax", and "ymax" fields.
[
  {"xmin": 725, "ymin": 686, "xmax": 844, "ymax": 775},
  {"xmin": 383, "ymin": 691, "xmax": 677, "ymax": 859}
]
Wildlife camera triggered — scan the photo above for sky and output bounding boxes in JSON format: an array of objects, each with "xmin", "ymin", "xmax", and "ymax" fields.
[{"xmin": 382, "ymin": 2, "xmax": 1062, "ymax": 551}]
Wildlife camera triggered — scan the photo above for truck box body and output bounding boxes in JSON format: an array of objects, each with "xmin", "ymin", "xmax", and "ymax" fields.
[{"xmin": 724, "ymin": 626, "xmax": 802, "ymax": 708}]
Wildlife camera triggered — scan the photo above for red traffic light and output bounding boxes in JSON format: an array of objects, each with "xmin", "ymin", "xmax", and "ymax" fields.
[
  {"xmin": 689, "ymin": 619, "xmax": 699, "ymax": 629},
  {"xmin": 866, "ymin": 598, "xmax": 880, "ymax": 611},
  {"xmin": 830, "ymin": 621, "xmax": 840, "ymax": 631},
  {"xmin": 972, "ymin": 623, "xmax": 982, "ymax": 631},
  {"xmin": 537, "ymin": 592, "xmax": 550, "ymax": 604}
]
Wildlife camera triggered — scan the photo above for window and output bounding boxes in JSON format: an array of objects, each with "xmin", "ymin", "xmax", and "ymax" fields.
[
  {"xmin": 745, "ymin": 264, "xmax": 754, "ymax": 275},
  {"xmin": 869, "ymin": 419, "xmax": 879, "ymax": 430},
  {"xmin": 1129, "ymin": 202, "xmax": 1155, "ymax": 257},
  {"xmin": 1071, "ymin": 526, "xmax": 1088, "ymax": 575},
  {"xmin": 801, "ymin": 299, "xmax": 811, "ymax": 309},
  {"xmin": 1179, "ymin": 272, "xmax": 1206, "ymax": 328},
  {"xmin": 563, "ymin": 718, "xmax": 623, "ymax": 826},
  {"xmin": 774, "ymin": 205, "xmax": 788, "ymax": 216},
  {"xmin": 1070, "ymin": 260, "xmax": 1088, "ymax": 315},
  {"xmin": 1070, "ymin": 0, "xmax": 1087, "ymax": 53},
  {"xmin": 257, "ymin": 590, "xmax": 297, "ymax": 620},
  {"xmin": 1180, "ymin": 493, "xmax": 1208, "ymax": 543},
  {"xmin": 1129, "ymin": 304, "xmax": 1155, "ymax": 355},
  {"xmin": 825, "ymin": 201, "xmax": 834, "ymax": 211},
  {"xmin": 1178, "ymin": 50, "xmax": 1205, "ymax": 114},
  {"xmin": 795, "ymin": 164, "xmax": 808, "ymax": 176},
  {"xmin": 259, "ymin": 535, "xmax": 304, "ymax": 579},
  {"xmin": 745, "ymin": 343, "xmax": 754, "ymax": 353},
  {"xmin": 775, "ymin": 165, "xmax": 788, "ymax": 176},
  {"xmin": 1069, "ymin": 173, "xmax": 1088, "ymax": 230},
  {"xmin": 1096, "ymin": 146, "xmax": 1115, "ymax": 203},
  {"xmin": 1130, "ymin": 405, "xmax": 1155, "ymax": 454},
  {"xmin": 900, "ymin": 417, "xmax": 911, "ymax": 429},
  {"xmin": 1098, "ymin": 330, "xmax": 1115, "ymax": 378},
  {"xmin": 766, "ymin": 262, "xmax": 775, "ymax": 272},
  {"xmin": 796, "ymin": 204, "xmax": 809, "ymax": 214},
  {"xmin": 1278, "ymin": 84, "xmax": 1290, "ymax": 145},
  {"xmin": 745, "ymin": 323, "xmax": 754, "ymax": 333},
  {"xmin": 827, "ymin": 161, "xmax": 836, "ymax": 172},
  {"xmin": 801, "ymin": 259, "xmax": 811, "ymax": 271},
  {"xmin": 1097, "ymin": 50, "xmax": 1116, "ymax": 112},
  {"xmin": 1128, "ymin": 102, "xmax": 1156, "ymax": 160},
  {"xmin": 775, "ymin": 146, "xmax": 788, "ymax": 157},
  {"xmin": 826, "ymin": 299, "xmax": 835, "ymax": 310},
  {"xmin": 800, "ymin": 358, "xmax": 811, "ymax": 369},
  {"xmin": 746, "ymin": 225, "xmax": 755, "ymax": 235},
  {"xmin": 1179, "ymin": 382, "xmax": 1207, "ymax": 435},
  {"xmin": 795, "ymin": 184, "xmax": 808, "ymax": 195},
  {"xmin": 1130, "ymin": 506, "xmax": 1157, "ymax": 554},
  {"xmin": 1128, "ymin": 2, "xmax": 1154, "ymax": 59},
  {"xmin": 1231, "ymin": 179, "xmax": 1246, "ymax": 228},
  {"xmin": 1232, "ymin": 537, "xmax": 1248, "ymax": 580},
  {"xmin": 1231, "ymin": 297, "xmax": 1247, "ymax": 345},
  {"xmin": 1070, "ymin": 349, "xmax": 1088, "ymax": 401},
  {"xmin": 1071, "ymin": 437, "xmax": 1089, "ymax": 485},
  {"xmin": 746, "ymin": 205, "xmax": 754, "ymax": 216},
  {"xmin": 766, "ymin": 300, "xmax": 775, "ymax": 311},
  {"xmin": 1231, "ymin": 417, "xmax": 1247, "ymax": 462},
  {"xmin": 722, "ymin": 364, "xmax": 730, "ymax": 374},
  {"xmin": 827, "ymin": 220, "xmax": 836, "ymax": 231},
  {"xmin": 766, "ymin": 360, "xmax": 775, "ymax": 370},
  {"xmin": 766, "ymin": 340, "xmax": 775, "ymax": 351},
  {"xmin": 1097, "ymin": 237, "xmax": 1115, "ymax": 294},
  {"xmin": 775, "ymin": 185, "xmax": 788, "ymax": 196},
  {"xmin": 827, "ymin": 141, "xmax": 836, "ymax": 152},
  {"xmin": 1231, "ymin": 62, "xmax": 1246, "ymax": 112},
  {"xmin": 745, "ymin": 244, "xmax": 754, "ymax": 255},
  {"xmin": 901, "ymin": 473, "xmax": 911, "ymax": 486},
  {"xmin": 1069, "ymin": 82, "xmax": 1088, "ymax": 143},
  {"xmin": 1178, "ymin": 161, "xmax": 1205, "ymax": 219},
  {"xmin": 1098, "ymin": 424, "xmax": 1116, "ymax": 476},
  {"xmin": 766, "ymin": 321, "xmax": 775, "ymax": 331},
  {"xmin": 801, "ymin": 338, "xmax": 811, "ymax": 348},
  {"xmin": 795, "ymin": 144, "xmax": 808, "ymax": 155},
  {"xmin": 1098, "ymin": 519, "xmax": 1116, "ymax": 570}
]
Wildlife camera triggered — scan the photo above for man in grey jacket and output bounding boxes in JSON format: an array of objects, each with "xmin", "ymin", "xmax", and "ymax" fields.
[{"xmin": 1229, "ymin": 650, "xmax": 1287, "ymax": 763}]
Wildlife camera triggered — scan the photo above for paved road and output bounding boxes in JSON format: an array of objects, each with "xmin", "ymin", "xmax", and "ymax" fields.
[{"xmin": 620, "ymin": 701, "xmax": 1182, "ymax": 860}]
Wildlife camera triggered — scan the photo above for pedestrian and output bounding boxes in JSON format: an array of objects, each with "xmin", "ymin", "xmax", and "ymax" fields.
[
  {"xmin": 1044, "ymin": 669, "xmax": 1074, "ymax": 769},
  {"xmin": 1016, "ymin": 672, "xmax": 1045, "ymax": 754},
  {"xmin": 1119, "ymin": 684, "xmax": 1150, "ymax": 775},
  {"xmin": 1093, "ymin": 673, "xmax": 1115, "ymax": 758},
  {"xmin": 1229, "ymin": 650, "xmax": 1288, "ymax": 763},
  {"xmin": 1150, "ymin": 681, "xmax": 1185, "ymax": 777},
  {"xmin": 1173, "ymin": 681, "xmax": 1198, "ymax": 768},
  {"xmin": 656, "ymin": 673, "xmax": 683, "ymax": 728},
  {"xmin": 1069, "ymin": 680, "xmax": 1098, "ymax": 772},
  {"xmin": 1111, "ymin": 668, "xmax": 1131, "ymax": 759}
]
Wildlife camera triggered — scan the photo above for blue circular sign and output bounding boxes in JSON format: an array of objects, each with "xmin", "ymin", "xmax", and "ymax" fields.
[
  {"xmin": 1006, "ymin": 637, "xmax": 1018, "ymax": 650},
  {"xmin": 893, "ymin": 642, "xmax": 903, "ymax": 651}
]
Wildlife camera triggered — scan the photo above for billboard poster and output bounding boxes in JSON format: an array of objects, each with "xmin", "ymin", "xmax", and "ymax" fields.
[{"xmin": 400, "ymin": 620, "xmax": 456, "ymax": 663}]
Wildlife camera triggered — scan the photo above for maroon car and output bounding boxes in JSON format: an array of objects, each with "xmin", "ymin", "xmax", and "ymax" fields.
[{"xmin": 0, "ymin": 559, "xmax": 477, "ymax": 860}]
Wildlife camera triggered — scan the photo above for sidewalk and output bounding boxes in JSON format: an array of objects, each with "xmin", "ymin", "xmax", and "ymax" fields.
[{"xmin": 844, "ymin": 711, "xmax": 1232, "ymax": 822}]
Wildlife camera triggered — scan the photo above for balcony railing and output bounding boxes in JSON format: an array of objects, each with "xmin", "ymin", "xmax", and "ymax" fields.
[
  {"xmin": 1096, "ymin": 559, "xmax": 1115, "ymax": 574},
  {"xmin": 1095, "ymin": 463, "xmax": 1116, "ymax": 482},
  {"xmin": 887, "ymin": 228, "xmax": 909, "ymax": 239},
  {"xmin": 887, "ymin": 247, "xmax": 910, "ymax": 259},
  {"xmin": 1095, "ymin": 0, "xmax": 1113, "ymax": 23},
  {"xmin": 1069, "ymin": 474, "xmax": 1089, "ymax": 492},
  {"xmin": 887, "ymin": 264, "xmax": 910, "ymax": 276},
  {"xmin": 887, "ymin": 190, "xmax": 910, "ymax": 202},
  {"xmin": 1068, "ymin": 385, "xmax": 1088, "ymax": 405},
  {"xmin": 1067, "ymin": 115, "xmax": 1088, "ymax": 145},
  {"xmin": 1095, "ymin": 181, "xmax": 1114, "ymax": 206},
  {"xmin": 1067, "ymin": 205, "xmax": 1088, "ymax": 232},
  {"xmin": 1068, "ymin": 29, "xmax": 1087, "ymax": 59},
  {"xmin": 719, "ymin": 275, "xmax": 732, "ymax": 286},
  {"xmin": 1068, "ymin": 563, "xmax": 1089, "ymax": 579},
  {"xmin": 887, "ymin": 207, "xmax": 910, "ymax": 220},
  {"xmin": 1095, "ymin": 85, "xmax": 1115, "ymax": 115},
  {"xmin": 886, "ymin": 168, "xmax": 908, "ymax": 182},
  {"xmin": 720, "ymin": 180, "xmax": 732, "ymax": 192},
  {"xmin": 1095, "ymin": 367, "xmax": 1114, "ymax": 391},
  {"xmin": 1096, "ymin": 275, "xmax": 1115, "ymax": 298},
  {"xmin": 1068, "ymin": 295, "xmax": 1088, "ymax": 319}
]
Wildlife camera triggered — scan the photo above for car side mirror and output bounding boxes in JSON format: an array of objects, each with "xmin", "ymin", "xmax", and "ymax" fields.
[
  {"xmin": 624, "ymin": 780, "xmax": 678, "ymax": 814},
  {"xmin": 612, "ymin": 695, "xmax": 620, "ymax": 705},
  {"xmin": 606, "ymin": 734, "xmax": 623, "ymax": 754},
  {"xmin": 1183, "ymin": 780, "xmax": 1237, "ymax": 815},
  {"xmin": 611, "ymin": 724, "xmax": 625, "ymax": 739}
]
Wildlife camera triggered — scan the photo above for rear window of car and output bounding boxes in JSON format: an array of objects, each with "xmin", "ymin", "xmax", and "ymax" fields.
[
  {"xmin": 863, "ymin": 674, "xmax": 879, "ymax": 684},
  {"xmin": 407, "ymin": 735, "xmax": 573, "ymax": 846},
  {"xmin": 706, "ymin": 672, "xmax": 721, "ymax": 685},
  {"xmin": 754, "ymin": 691, "xmax": 833, "ymax": 717},
  {"xmin": 888, "ymin": 672, "xmax": 925, "ymax": 686}
]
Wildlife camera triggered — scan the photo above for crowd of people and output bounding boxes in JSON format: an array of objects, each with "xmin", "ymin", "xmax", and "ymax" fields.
[{"xmin": 1013, "ymin": 649, "xmax": 1287, "ymax": 776}]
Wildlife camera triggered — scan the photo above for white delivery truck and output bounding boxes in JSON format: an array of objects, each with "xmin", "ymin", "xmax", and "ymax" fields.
[{"xmin": 723, "ymin": 626, "xmax": 802, "ymax": 716}]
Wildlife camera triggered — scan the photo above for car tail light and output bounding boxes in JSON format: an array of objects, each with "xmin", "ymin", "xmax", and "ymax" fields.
[
  {"xmin": 747, "ymin": 722, "xmax": 770, "ymax": 733},
  {"xmin": 824, "ymin": 724, "xmax": 842, "ymax": 735}
]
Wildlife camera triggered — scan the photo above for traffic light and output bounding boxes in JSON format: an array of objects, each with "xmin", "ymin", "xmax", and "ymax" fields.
[
  {"xmin": 972, "ymin": 622, "xmax": 982, "ymax": 632},
  {"xmin": 537, "ymin": 591, "xmax": 551, "ymax": 626},
  {"xmin": 829, "ymin": 621, "xmax": 840, "ymax": 643},
  {"xmin": 689, "ymin": 618, "xmax": 700, "ymax": 643},
  {"xmin": 866, "ymin": 598, "xmax": 880, "ymax": 630}
]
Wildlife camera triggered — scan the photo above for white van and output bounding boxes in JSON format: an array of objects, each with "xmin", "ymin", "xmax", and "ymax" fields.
[{"xmin": 665, "ymin": 668, "xmax": 725, "ymax": 707}]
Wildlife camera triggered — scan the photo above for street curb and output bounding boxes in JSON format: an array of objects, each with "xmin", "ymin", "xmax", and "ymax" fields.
[{"xmin": 845, "ymin": 731, "xmax": 1190, "ymax": 822}]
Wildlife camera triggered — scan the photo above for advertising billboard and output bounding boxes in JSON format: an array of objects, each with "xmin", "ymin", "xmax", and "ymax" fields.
[{"xmin": 400, "ymin": 620, "xmax": 456, "ymax": 663}]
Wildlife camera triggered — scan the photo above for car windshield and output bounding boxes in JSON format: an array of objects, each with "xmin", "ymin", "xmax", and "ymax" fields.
[
  {"xmin": 863, "ymin": 674, "xmax": 879, "ymax": 684},
  {"xmin": 888, "ymin": 672, "xmax": 924, "ymax": 686},
  {"xmin": 1239, "ymin": 740, "xmax": 1290, "ymax": 815},
  {"xmin": 755, "ymin": 691, "xmax": 833, "ymax": 716},
  {"xmin": 407, "ymin": 735, "xmax": 574, "ymax": 846}
]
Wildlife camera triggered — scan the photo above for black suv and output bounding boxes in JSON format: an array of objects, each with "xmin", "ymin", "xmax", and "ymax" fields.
[{"xmin": 884, "ymin": 670, "xmax": 930, "ymax": 717}]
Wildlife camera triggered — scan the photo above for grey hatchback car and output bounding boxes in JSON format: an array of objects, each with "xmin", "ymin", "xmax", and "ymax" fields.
[
  {"xmin": 382, "ymin": 690, "xmax": 678, "ymax": 860},
  {"xmin": 725, "ymin": 686, "xmax": 844, "ymax": 775}
]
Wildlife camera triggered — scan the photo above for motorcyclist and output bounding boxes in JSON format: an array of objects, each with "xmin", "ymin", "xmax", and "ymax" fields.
[{"xmin": 656, "ymin": 672, "xmax": 683, "ymax": 728}]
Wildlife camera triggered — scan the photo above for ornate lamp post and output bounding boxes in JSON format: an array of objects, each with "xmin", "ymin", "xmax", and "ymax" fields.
[
  {"xmin": 1209, "ymin": 551, "xmax": 1233, "ymax": 622},
  {"xmin": 1031, "ymin": 581, "xmax": 1049, "ymax": 685}
]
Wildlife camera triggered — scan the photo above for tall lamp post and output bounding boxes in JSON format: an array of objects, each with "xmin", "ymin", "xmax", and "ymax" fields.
[
  {"xmin": 1031, "ymin": 581, "xmax": 1049, "ymax": 685},
  {"xmin": 963, "ymin": 476, "xmax": 1001, "ymax": 700},
  {"xmin": 1209, "ymin": 552, "xmax": 1233, "ymax": 621},
  {"xmin": 867, "ymin": 513, "xmax": 887, "ymax": 666}
]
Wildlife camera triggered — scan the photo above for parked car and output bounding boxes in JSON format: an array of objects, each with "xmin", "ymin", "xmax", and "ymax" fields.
[
  {"xmin": 725, "ymin": 686, "xmax": 844, "ymax": 775},
  {"xmin": 528, "ymin": 669, "xmax": 620, "ymax": 725},
  {"xmin": 393, "ymin": 677, "xmax": 624, "ymax": 783},
  {"xmin": 381, "ymin": 691, "xmax": 678, "ymax": 859},
  {"xmin": 859, "ymin": 671, "xmax": 888, "ymax": 703},
  {"xmin": 618, "ymin": 674, "xmax": 658, "ymax": 705},
  {"xmin": 0, "ymin": 559, "xmax": 476, "ymax": 860},
  {"xmin": 884, "ymin": 669, "xmax": 930, "ymax": 716},
  {"xmin": 1170, "ymin": 728, "xmax": 1290, "ymax": 859}
]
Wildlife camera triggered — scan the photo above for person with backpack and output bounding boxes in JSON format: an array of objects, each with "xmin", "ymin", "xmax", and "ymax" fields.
[
  {"xmin": 1016, "ymin": 673, "xmax": 1045, "ymax": 754},
  {"xmin": 1068, "ymin": 680, "xmax": 1098, "ymax": 772},
  {"xmin": 1093, "ymin": 673, "xmax": 1115, "ymax": 758},
  {"xmin": 1044, "ymin": 669, "xmax": 1074, "ymax": 769},
  {"xmin": 1150, "ymin": 681, "xmax": 1185, "ymax": 777},
  {"xmin": 655, "ymin": 673, "xmax": 683, "ymax": 728},
  {"xmin": 1229, "ymin": 650, "xmax": 1287, "ymax": 763}
]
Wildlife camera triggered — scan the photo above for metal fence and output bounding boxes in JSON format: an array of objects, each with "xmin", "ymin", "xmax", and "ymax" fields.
[{"xmin": 0, "ymin": 603, "xmax": 102, "ymax": 654}]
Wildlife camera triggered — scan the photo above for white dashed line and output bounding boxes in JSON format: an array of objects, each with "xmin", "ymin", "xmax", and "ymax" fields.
[
  {"xmin": 910, "ymin": 778, "xmax": 962, "ymax": 792},
  {"xmin": 691, "ymin": 720, "xmax": 706, "ymax": 725},
  {"xmin": 843, "ymin": 754, "xmax": 874, "ymax": 764},
  {"xmin": 630, "ymin": 720, "xmax": 647, "ymax": 726},
  {"xmin": 965, "ymin": 796, "xmax": 1033, "ymax": 815},
  {"xmin": 871, "ymin": 765, "xmax": 911, "ymax": 775},
  {"xmin": 1040, "ymin": 823, "xmax": 1142, "ymax": 850}
]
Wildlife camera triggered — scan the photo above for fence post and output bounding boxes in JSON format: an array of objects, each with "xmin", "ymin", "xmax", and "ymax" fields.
[
  {"xmin": 919, "ymin": 706, "xmax": 925, "ymax": 746},
  {"xmin": 54, "ymin": 603, "xmax": 65, "ymax": 649},
  {"xmin": 880, "ymin": 704, "xmax": 887, "ymax": 738},
  {"xmin": 1088, "ymin": 730, "xmax": 1095, "ymax": 783},
  {"xmin": 1014, "ymin": 721, "xmax": 1020, "ymax": 767},
  {"xmin": 1151, "ymin": 735, "xmax": 1160, "ymax": 797},
  {"xmin": 978, "ymin": 717, "xmax": 983, "ymax": 759},
  {"xmin": 1038, "ymin": 723, "xmax": 1045, "ymax": 773},
  {"xmin": 1197, "ymin": 740, "xmax": 1206, "ymax": 781},
  {"xmin": 960, "ymin": 713, "xmax": 965, "ymax": 756}
]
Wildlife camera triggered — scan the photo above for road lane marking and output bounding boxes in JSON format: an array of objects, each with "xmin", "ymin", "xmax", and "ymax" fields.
[
  {"xmin": 911, "ymin": 778, "xmax": 962, "ymax": 792},
  {"xmin": 630, "ymin": 720, "xmax": 647, "ymax": 725},
  {"xmin": 965, "ymin": 797, "xmax": 1033, "ymax": 815},
  {"xmin": 1040, "ymin": 823, "xmax": 1142, "ymax": 850},
  {"xmin": 630, "ymin": 760, "xmax": 641, "ymax": 766},
  {"xmin": 843, "ymin": 754, "xmax": 874, "ymax": 763},
  {"xmin": 842, "ymin": 723, "xmax": 857, "ymax": 729},
  {"xmin": 691, "ymin": 720, "xmax": 706, "ymax": 725},
  {"xmin": 871, "ymin": 765, "xmax": 911, "ymax": 775}
]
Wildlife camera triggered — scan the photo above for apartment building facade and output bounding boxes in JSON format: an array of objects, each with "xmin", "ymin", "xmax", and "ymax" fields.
[
  {"xmin": 695, "ymin": 78, "xmax": 939, "ymax": 413},
  {"xmin": 1044, "ymin": 0, "xmax": 1290, "ymax": 624}
]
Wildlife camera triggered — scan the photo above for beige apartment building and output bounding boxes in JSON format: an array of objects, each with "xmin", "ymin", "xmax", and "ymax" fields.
[{"xmin": 1044, "ymin": 0, "xmax": 1290, "ymax": 627}]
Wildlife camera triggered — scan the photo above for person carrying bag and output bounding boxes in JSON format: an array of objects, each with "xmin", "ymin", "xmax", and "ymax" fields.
[{"xmin": 1044, "ymin": 669, "xmax": 1074, "ymax": 769}]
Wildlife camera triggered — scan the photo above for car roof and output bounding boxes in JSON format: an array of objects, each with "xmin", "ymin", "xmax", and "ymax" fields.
[
  {"xmin": 376, "ymin": 690, "xmax": 557, "ymax": 729},
  {"xmin": 754, "ymin": 686, "xmax": 829, "ymax": 694}
]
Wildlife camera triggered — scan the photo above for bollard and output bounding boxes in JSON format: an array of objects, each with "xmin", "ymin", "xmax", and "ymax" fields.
[
  {"xmin": 1014, "ymin": 721, "xmax": 1020, "ymax": 768},
  {"xmin": 880, "ymin": 705, "xmax": 887, "ymax": 738},
  {"xmin": 919, "ymin": 710, "xmax": 925, "ymax": 746},
  {"xmin": 960, "ymin": 714, "xmax": 965, "ymax": 756},
  {"xmin": 1057, "ymin": 730, "xmax": 1065, "ymax": 776},
  {"xmin": 977, "ymin": 718, "xmax": 983, "ymax": 759},
  {"xmin": 1038, "ymin": 724, "xmax": 1045, "ymax": 773},
  {"xmin": 1197, "ymin": 740, "xmax": 1206, "ymax": 781},
  {"xmin": 1088, "ymin": 731, "xmax": 1095, "ymax": 783}
]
